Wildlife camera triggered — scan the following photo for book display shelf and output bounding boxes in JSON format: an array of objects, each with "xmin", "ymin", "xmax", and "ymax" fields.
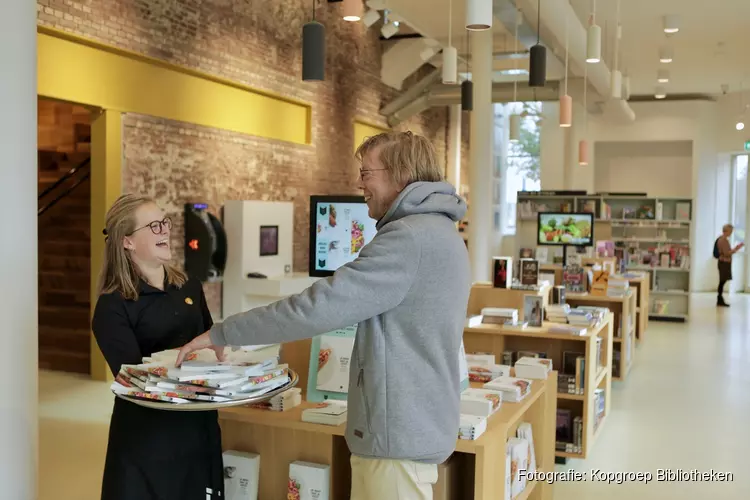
[
  {"xmin": 621, "ymin": 272, "xmax": 650, "ymax": 343},
  {"xmin": 217, "ymin": 339, "xmax": 558, "ymax": 500},
  {"xmin": 516, "ymin": 191, "xmax": 692, "ymax": 323},
  {"xmin": 463, "ymin": 314, "xmax": 613, "ymax": 462},
  {"xmin": 564, "ymin": 291, "xmax": 636, "ymax": 382}
]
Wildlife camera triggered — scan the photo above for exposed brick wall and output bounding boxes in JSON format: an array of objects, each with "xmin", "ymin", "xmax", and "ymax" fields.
[{"xmin": 38, "ymin": 0, "xmax": 472, "ymax": 315}]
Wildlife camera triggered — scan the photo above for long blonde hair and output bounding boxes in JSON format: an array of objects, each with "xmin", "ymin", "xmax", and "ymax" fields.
[{"xmin": 98, "ymin": 194, "xmax": 186, "ymax": 300}]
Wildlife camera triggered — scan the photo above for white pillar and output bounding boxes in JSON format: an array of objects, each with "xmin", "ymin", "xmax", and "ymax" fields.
[
  {"xmin": 468, "ymin": 29, "xmax": 494, "ymax": 283},
  {"xmin": 447, "ymin": 104, "xmax": 462, "ymax": 189},
  {"xmin": 0, "ymin": 1, "xmax": 38, "ymax": 499}
]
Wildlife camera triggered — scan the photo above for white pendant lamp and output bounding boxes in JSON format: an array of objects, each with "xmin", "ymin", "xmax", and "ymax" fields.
[
  {"xmin": 610, "ymin": 1, "xmax": 622, "ymax": 99},
  {"xmin": 443, "ymin": 0, "xmax": 457, "ymax": 84},
  {"xmin": 342, "ymin": 0, "xmax": 363, "ymax": 22},
  {"xmin": 466, "ymin": 0, "xmax": 492, "ymax": 31},
  {"xmin": 560, "ymin": 9, "xmax": 572, "ymax": 127},
  {"xmin": 663, "ymin": 14, "xmax": 680, "ymax": 34},
  {"xmin": 657, "ymin": 69, "xmax": 669, "ymax": 83},
  {"xmin": 586, "ymin": 0, "xmax": 601, "ymax": 63},
  {"xmin": 509, "ymin": 8, "xmax": 521, "ymax": 141},
  {"xmin": 660, "ymin": 46, "xmax": 673, "ymax": 63},
  {"xmin": 442, "ymin": 46, "xmax": 458, "ymax": 84},
  {"xmin": 655, "ymin": 87, "xmax": 667, "ymax": 99},
  {"xmin": 579, "ymin": 49, "xmax": 589, "ymax": 166}
]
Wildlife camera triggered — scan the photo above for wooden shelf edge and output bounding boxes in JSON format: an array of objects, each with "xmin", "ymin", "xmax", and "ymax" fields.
[
  {"xmin": 557, "ymin": 392, "xmax": 585, "ymax": 401},
  {"xmin": 595, "ymin": 367, "xmax": 608, "ymax": 387},
  {"xmin": 515, "ymin": 479, "xmax": 539, "ymax": 500},
  {"xmin": 556, "ymin": 450, "xmax": 584, "ymax": 459}
]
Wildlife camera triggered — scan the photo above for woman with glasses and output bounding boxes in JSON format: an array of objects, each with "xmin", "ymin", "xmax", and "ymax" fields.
[{"xmin": 91, "ymin": 193, "xmax": 224, "ymax": 500}]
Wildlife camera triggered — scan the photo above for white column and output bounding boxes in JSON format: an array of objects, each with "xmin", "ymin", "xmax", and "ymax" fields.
[
  {"xmin": 447, "ymin": 104, "xmax": 462, "ymax": 189},
  {"xmin": 0, "ymin": 1, "xmax": 38, "ymax": 499},
  {"xmin": 468, "ymin": 29, "xmax": 494, "ymax": 283}
]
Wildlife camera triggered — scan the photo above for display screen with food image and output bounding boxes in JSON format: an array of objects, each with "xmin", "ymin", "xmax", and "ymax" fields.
[
  {"xmin": 537, "ymin": 213, "xmax": 594, "ymax": 246},
  {"xmin": 309, "ymin": 196, "xmax": 377, "ymax": 277}
]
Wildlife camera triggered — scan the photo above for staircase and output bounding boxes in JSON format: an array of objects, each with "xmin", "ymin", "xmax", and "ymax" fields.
[{"xmin": 38, "ymin": 144, "xmax": 92, "ymax": 374}]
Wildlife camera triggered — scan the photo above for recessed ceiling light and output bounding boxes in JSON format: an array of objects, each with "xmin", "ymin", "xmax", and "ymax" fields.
[
  {"xmin": 736, "ymin": 121, "xmax": 745, "ymax": 131},
  {"xmin": 663, "ymin": 14, "xmax": 680, "ymax": 34},
  {"xmin": 657, "ymin": 69, "xmax": 670, "ymax": 83}
]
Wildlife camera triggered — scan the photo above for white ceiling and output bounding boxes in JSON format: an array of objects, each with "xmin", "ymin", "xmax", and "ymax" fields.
[
  {"xmin": 568, "ymin": 0, "xmax": 750, "ymax": 96},
  {"xmin": 375, "ymin": 0, "xmax": 750, "ymax": 97}
]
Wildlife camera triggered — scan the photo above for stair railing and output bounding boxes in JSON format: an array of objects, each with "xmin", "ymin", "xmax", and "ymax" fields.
[{"xmin": 38, "ymin": 157, "xmax": 91, "ymax": 216}]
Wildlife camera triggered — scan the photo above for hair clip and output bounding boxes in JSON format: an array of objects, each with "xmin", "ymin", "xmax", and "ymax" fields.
[{"xmin": 102, "ymin": 228, "xmax": 108, "ymax": 236}]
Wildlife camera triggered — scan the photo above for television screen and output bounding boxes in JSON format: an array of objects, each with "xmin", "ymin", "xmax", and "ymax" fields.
[
  {"xmin": 537, "ymin": 212, "xmax": 594, "ymax": 246},
  {"xmin": 259, "ymin": 225, "xmax": 278, "ymax": 256},
  {"xmin": 309, "ymin": 195, "xmax": 378, "ymax": 277}
]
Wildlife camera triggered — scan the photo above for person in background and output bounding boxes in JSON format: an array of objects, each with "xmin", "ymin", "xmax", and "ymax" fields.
[
  {"xmin": 715, "ymin": 223, "xmax": 744, "ymax": 307},
  {"xmin": 176, "ymin": 131, "xmax": 471, "ymax": 500},
  {"xmin": 91, "ymin": 194, "xmax": 225, "ymax": 500}
]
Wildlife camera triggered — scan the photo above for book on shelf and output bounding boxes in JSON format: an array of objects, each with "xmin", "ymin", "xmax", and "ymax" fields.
[
  {"xmin": 555, "ymin": 411, "xmax": 583, "ymax": 454},
  {"xmin": 516, "ymin": 422, "xmax": 537, "ymax": 476},
  {"xmin": 459, "ymin": 414, "xmax": 487, "ymax": 440},
  {"xmin": 301, "ymin": 400, "xmax": 347, "ymax": 426},
  {"xmin": 247, "ymin": 387, "xmax": 301, "ymax": 412},
  {"xmin": 507, "ymin": 437, "xmax": 530, "ymax": 498},
  {"xmin": 482, "ymin": 376, "xmax": 532, "ymax": 402},
  {"xmin": 524, "ymin": 295, "xmax": 544, "ymax": 327},
  {"xmin": 480, "ymin": 307, "xmax": 518, "ymax": 324},
  {"xmin": 492, "ymin": 257, "xmax": 513, "ymax": 288},
  {"xmin": 468, "ymin": 363, "xmax": 512, "ymax": 383},
  {"xmin": 460, "ymin": 387, "xmax": 504, "ymax": 417},
  {"xmin": 520, "ymin": 259, "xmax": 540, "ymax": 286},
  {"xmin": 514, "ymin": 357, "xmax": 552, "ymax": 380},
  {"xmin": 223, "ymin": 450, "xmax": 260, "ymax": 500},
  {"xmin": 288, "ymin": 461, "xmax": 330, "ymax": 500}
]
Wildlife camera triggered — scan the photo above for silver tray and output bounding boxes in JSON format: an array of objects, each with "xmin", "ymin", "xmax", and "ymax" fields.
[{"xmin": 114, "ymin": 369, "xmax": 299, "ymax": 411}]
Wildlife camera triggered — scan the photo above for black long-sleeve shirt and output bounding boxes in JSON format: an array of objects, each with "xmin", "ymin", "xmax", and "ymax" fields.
[{"xmin": 92, "ymin": 275, "xmax": 213, "ymax": 376}]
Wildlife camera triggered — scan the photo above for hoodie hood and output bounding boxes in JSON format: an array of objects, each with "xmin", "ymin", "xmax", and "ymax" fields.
[{"xmin": 377, "ymin": 181, "xmax": 467, "ymax": 230}]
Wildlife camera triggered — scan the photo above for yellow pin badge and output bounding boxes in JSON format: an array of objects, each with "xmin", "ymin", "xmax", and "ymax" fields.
[{"xmin": 185, "ymin": 297, "xmax": 194, "ymax": 305}]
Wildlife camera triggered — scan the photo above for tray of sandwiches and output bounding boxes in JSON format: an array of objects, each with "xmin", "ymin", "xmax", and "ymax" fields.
[{"xmin": 111, "ymin": 347, "xmax": 298, "ymax": 411}]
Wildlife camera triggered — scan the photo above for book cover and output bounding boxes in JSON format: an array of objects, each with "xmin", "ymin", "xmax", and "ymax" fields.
[
  {"xmin": 520, "ymin": 259, "xmax": 540, "ymax": 286},
  {"xmin": 523, "ymin": 295, "xmax": 543, "ymax": 327},
  {"xmin": 492, "ymin": 257, "xmax": 513, "ymax": 289},
  {"xmin": 315, "ymin": 334, "xmax": 355, "ymax": 394}
]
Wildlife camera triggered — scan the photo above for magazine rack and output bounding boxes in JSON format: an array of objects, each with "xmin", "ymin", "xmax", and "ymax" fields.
[{"xmin": 114, "ymin": 369, "xmax": 299, "ymax": 411}]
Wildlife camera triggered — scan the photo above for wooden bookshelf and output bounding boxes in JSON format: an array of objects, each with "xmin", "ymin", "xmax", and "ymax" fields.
[
  {"xmin": 463, "ymin": 314, "xmax": 613, "ymax": 461},
  {"xmin": 219, "ymin": 376, "xmax": 557, "ymax": 500},
  {"xmin": 564, "ymin": 291, "xmax": 636, "ymax": 382},
  {"xmin": 621, "ymin": 272, "xmax": 649, "ymax": 343},
  {"xmin": 467, "ymin": 282, "xmax": 552, "ymax": 321}
]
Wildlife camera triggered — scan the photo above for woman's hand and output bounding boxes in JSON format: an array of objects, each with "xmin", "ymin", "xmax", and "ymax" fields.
[{"xmin": 175, "ymin": 331, "xmax": 226, "ymax": 366}]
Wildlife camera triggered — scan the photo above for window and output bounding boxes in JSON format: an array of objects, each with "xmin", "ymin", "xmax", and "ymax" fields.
[
  {"xmin": 504, "ymin": 101, "xmax": 542, "ymax": 234},
  {"xmin": 731, "ymin": 154, "xmax": 747, "ymax": 248}
]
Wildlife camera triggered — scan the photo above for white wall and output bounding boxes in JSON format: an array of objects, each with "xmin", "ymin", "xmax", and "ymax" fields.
[{"xmin": 593, "ymin": 141, "xmax": 693, "ymax": 198}]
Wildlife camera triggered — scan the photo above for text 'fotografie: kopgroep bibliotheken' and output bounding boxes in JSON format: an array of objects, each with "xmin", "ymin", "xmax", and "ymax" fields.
[{"xmin": 520, "ymin": 469, "xmax": 734, "ymax": 484}]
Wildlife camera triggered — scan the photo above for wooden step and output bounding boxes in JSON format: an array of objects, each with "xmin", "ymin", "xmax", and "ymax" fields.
[
  {"xmin": 38, "ymin": 347, "xmax": 90, "ymax": 375},
  {"xmin": 39, "ymin": 326, "xmax": 91, "ymax": 353},
  {"xmin": 38, "ymin": 305, "xmax": 91, "ymax": 328}
]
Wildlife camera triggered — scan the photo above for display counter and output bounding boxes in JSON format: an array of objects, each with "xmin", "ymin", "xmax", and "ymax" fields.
[{"xmin": 218, "ymin": 375, "xmax": 558, "ymax": 500}]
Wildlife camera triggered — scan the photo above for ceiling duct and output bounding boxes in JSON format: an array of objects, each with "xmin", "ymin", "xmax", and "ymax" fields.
[{"xmin": 385, "ymin": 81, "xmax": 561, "ymax": 126}]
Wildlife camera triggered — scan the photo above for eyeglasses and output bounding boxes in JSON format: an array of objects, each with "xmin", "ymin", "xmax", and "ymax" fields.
[
  {"xmin": 359, "ymin": 168, "xmax": 387, "ymax": 180},
  {"xmin": 130, "ymin": 217, "xmax": 172, "ymax": 236}
]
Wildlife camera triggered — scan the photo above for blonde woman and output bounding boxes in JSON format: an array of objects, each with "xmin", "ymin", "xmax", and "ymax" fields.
[{"xmin": 92, "ymin": 194, "xmax": 224, "ymax": 500}]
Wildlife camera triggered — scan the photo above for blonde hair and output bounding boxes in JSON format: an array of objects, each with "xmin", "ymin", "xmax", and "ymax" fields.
[
  {"xmin": 98, "ymin": 193, "xmax": 186, "ymax": 300},
  {"xmin": 355, "ymin": 131, "xmax": 444, "ymax": 186}
]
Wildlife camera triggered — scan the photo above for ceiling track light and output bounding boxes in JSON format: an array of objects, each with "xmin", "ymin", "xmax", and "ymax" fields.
[
  {"xmin": 655, "ymin": 86, "xmax": 667, "ymax": 99},
  {"xmin": 342, "ymin": 0, "xmax": 363, "ymax": 22},
  {"xmin": 466, "ymin": 0, "xmax": 493, "ymax": 31},
  {"xmin": 362, "ymin": 9, "xmax": 380, "ymax": 27},
  {"xmin": 302, "ymin": 0, "xmax": 325, "ymax": 81},
  {"xmin": 659, "ymin": 46, "xmax": 673, "ymax": 63},
  {"xmin": 663, "ymin": 14, "xmax": 680, "ymax": 34},
  {"xmin": 529, "ymin": 0, "xmax": 546, "ymax": 87}
]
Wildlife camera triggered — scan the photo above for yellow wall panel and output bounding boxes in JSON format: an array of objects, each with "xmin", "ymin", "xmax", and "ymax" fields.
[
  {"xmin": 37, "ymin": 30, "xmax": 311, "ymax": 145},
  {"xmin": 353, "ymin": 120, "xmax": 390, "ymax": 155}
]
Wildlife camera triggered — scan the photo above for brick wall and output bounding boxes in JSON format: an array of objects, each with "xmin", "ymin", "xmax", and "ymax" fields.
[{"xmin": 38, "ymin": 0, "xmax": 471, "ymax": 315}]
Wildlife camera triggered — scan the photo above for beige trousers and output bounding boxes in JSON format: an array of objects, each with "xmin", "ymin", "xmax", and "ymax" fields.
[{"xmin": 350, "ymin": 455, "xmax": 438, "ymax": 500}]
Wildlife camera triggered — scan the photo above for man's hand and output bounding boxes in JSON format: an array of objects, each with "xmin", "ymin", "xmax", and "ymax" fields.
[{"xmin": 175, "ymin": 331, "xmax": 226, "ymax": 367}]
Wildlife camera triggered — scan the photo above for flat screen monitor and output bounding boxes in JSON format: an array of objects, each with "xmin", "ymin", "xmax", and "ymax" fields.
[
  {"xmin": 537, "ymin": 212, "xmax": 594, "ymax": 247},
  {"xmin": 309, "ymin": 195, "xmax": 378, "ymax": 277}
]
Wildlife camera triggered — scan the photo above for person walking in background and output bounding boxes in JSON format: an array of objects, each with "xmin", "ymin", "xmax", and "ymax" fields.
[
  {"xmin": 92, "ymin": 194, "xmax": 225, "ymax": 500},
  {"xmin": 714, "ymin": 223, "xmax": 744, "ymax": 307},
  {"xmin": 176, "ymin": 131, "xmax": 471, "ymax": 500}
]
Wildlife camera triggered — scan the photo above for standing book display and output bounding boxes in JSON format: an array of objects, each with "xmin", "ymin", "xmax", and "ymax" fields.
[{"xmin": 306, "ymin": 325, "xmax": 357, "ymax": 402}]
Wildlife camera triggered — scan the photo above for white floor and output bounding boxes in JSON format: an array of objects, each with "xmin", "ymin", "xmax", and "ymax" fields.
[{"xmin": 39, "ymin": 293, "xmax": 750, "ymax": 500}]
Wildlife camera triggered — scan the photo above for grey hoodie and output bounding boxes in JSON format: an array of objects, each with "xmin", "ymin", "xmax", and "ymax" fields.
[{"xmin": 210, "ymin": 181, "xmax": 471, "ymax": 464}]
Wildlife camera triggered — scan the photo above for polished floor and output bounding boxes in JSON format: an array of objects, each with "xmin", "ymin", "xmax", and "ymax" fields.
[{"xmin": 39, "ymin": 293, "xmax": 749, "ymax": 500}]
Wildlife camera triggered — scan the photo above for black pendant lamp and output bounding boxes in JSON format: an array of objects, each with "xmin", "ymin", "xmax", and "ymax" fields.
[
  {"xmin": 461, "ymin": 32, "xmax": 473, "ymax": 111},
  {"xmin": 528, "ymin": 0, "xmax": 546, "ymax": 87},
  {"xmin": 302, "ymin": 0, "xmax": 325, "ymax": 81}
]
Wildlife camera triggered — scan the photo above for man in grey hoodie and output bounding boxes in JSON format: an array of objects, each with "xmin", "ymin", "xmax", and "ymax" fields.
[{"xmin": 177, "ymin": 131, "xmax": 471, "ymax": 500}]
